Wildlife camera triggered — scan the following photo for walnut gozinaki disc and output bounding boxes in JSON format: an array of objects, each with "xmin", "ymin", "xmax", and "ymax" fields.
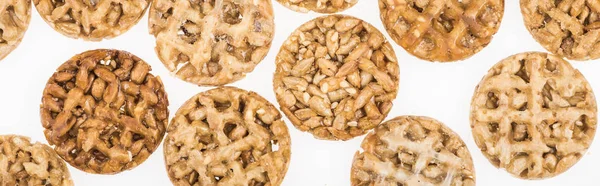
[
  {"xmin": 40, "ymin": 49, "xmax": 170, "ymax": 174},
  {"xmin": 0, "ymin": 135, "xmax": 73, "ymax": 186},
  {"xmin": 379, "ymin": 0, "xmax": 504, "ymax": 62},
  {"xmin": 275, "ymin": 0, "xmax": 358, "ymax": 13},
  {"xmin": 164, "ymin": 87, "xmax": 291, "ymax": 186},
  {"xmin": 521, "ymin": 0, "xmax": 600, "ymax": 60},
  {"xmin": 33, "ymin": 0, "xmax": 149, "ymax": 41},
  {"xmin": 274, "ymin": 15, "xmax": 400, "ymax": 141},
  {"xmin": 470, "ymin": 52, "xmax": 597, "ymax": 179},
  {"xmin": 351, "ymin": 116, "xmax": 476, "ymax": 186},
  {"xmin": 0, "ymin": 0, "xmax": 31, "ymax": 61},
  {"xmin": 149, "ymin": 0, "xmax": 275, "ymax": 86}
]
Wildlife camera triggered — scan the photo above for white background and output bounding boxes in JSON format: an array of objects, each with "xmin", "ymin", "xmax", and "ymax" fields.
[{"xmin": 0, "ymin": 0, "xmax": 599, "ymax": 185}]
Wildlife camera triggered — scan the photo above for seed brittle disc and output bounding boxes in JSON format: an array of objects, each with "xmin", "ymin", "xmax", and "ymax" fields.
[
  {"xmin": 351, "ymin": 116, "xmax": 476, "ymax": 186},
  {"xmin": 470, "ymin": 52, "xmax": 597, "ymax": 179},
  {"xmin": 274, "ymin": 14, "xmax": 400, "ymax": 141},
  {"xmin": 275, "ymin": 0, "xmax": 358, "ymax": 13},
  {"xmin": 0, "ymin": 0, "xmax": 31, "ymax": 61},
  {"xmin": 164, "ymin": 87, "xmax": 292, "ymax": 186},
  {"xmin": 379, "ymin": 0, "xmax": 504, "ymax": 62},
  {"xmin": 0, "ymin": 135, "xmax": 74, "ymax": 186},
  {"xmin": 40, "ymin": 49, "xmax": 170, "ymax": 174},
  {"xmin": 149, "ymin": 0, "xmax": 275, "ymax": 86},
  {"xmin": 33, "ymin": 0, "xmax": 150, "ymax": 41}
]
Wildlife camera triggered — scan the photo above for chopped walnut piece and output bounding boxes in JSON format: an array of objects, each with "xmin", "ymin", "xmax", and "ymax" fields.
[
  {"xmin": 40, "ymin": 49, "xmax": 170, "ymax": 174},
  {"xmin": 164, "ymin": 87, "xmax": 291, "ymax": 186},
  {"xmin": 149, "ymin": 0, "xmax": 275, "ymax": 86},
  {"xmin": 0, "ymin": 0, "xmax": 31, "ymax": 61},
  {"xmin": 351, "ymin": 116, "xmax": 475, "ymax": 186},
  {"xmin": 274, "ymin": 15, "xmax": 400, "ymax": 141},
  {"xmin": 521, "ymin": 0, "xmax": 600, "ymax": 60},
  {"xmin": 379, "ymin": 0, "xmax": 504, "ymax": 62},
  {"xmin": 0, "ymin": 135, "xmax": 73, "ymax": 186},
  {"xmin": 276, "ymin": 0, "xmax": 358, "ymax": 13},
  {"xmin": 471, "ymin": 52, "xmax": 597, "ymax": 179}
]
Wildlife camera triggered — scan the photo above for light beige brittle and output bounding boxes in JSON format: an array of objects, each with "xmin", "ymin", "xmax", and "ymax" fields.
[
  {"xmin": 379, "ymin": 0, "xmax": 504, "ymax": 62},
  {"xmin": 33, "ymin": 0, "xmax": 149, "ymax": 41},
  {"xmin": 274, "ymin": 15, "xmax": 400, "ymax": 141},
  {"xmin": 40, "ymin": 49, "xmax": 170, "ymax": 174},
  {"xmin": 0, "ymin": 0, "xmax": 31, "ymax": 61},
  {"xmin": 470, "ymin": 52, "xmax": 597, "ymax": 179},
  {"xmin": 351, "ymin": 116, "xmax": 475, "ymax": 186},
  {"xmin": 521, "ymin": 0, "xmax": 600, "ymax": 60},
  {"xmin": 164, "ymin": 87, "xmax": 291, "ymax": 186},
  {"xmin": 0, "ymin": 135, "xmax": 73, "ymax": 186},
  {"xmin": 149, "ymin": 0, "xmax": 275, "ymax": 86},
  {"xmin": 275, "ymin": 0, "xmax": 358, "ymax": 13}
]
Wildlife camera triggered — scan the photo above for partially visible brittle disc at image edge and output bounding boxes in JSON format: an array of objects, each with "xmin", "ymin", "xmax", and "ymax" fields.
[{"xmin": 0, "ymin": 0, "xmax": 31, "ymax": 61}]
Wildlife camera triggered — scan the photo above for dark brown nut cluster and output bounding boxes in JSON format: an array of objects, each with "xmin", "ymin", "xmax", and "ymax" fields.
[
  {"xmin": 351, "ymin": 116, "xmax": 475, "ymax": 185},
  {"xmin": 471, "ymin": 52, "xmax": 597, "ymax": 179},
  {"xmin": 149, "ymin": 0, "xmax": 275, "ymax": 86},
  {"xmin": 521, "ymin": 0, "xmax": 600, "ymax": 60},
  {"xmin": 164, "ymin": 87, "xmax": 291, "ymax": 186},
  {"xmin": 0, "ymin": 135, "xmax": 73, "ymax": 186},
  {"xmin": 274, "ymin": 15, "xmax": 400, "ymax": 141},
  {"xmin": 0, "ymin": 0, "xmax": 31, "ymax": 61},
  {"xmin": 40, "ymin": 49, "xmax": 169, "ymax": 174},
  {"xmin": 33, "ymin": 0, "xmax": 149, "ymax": 41},
  {"xmin": 276, "ymin": 0, "xmax": 358, "ymax": 13},
  {"xmin": 379, "ymin": 0, "xmax": 504, "ymax": 62}
]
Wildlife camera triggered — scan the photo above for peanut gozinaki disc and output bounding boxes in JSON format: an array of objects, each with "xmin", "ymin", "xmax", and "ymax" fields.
[
  {"xmin": 0, "ymin": 0, "xmax": 31, "ymax": 61},
  {"xmin": 470, "ymin": 52, "xmax": 597, "ymax": 179},
  {"xmin": 40, "ymin": 49, "xmax": 170, "ymax": 174},
  {"xmin": 164, "ymin": 87, "xmax": 291, "ymax": 186},
  {"xmin": 521, "ymin": 0, "xmax": 600, "ymax": 60},
  {"xmin": 275, "ymin": 0, "xmax": 358, "ymax": 13},
  {"xmin": 379, "ymin": 0, "xmax": 504, "ymax": 62},
  {"xmin": 33, "ymin": 0, "xmax": 150, "ymax": 41},
  {"xmin": 274, "ymin": 15, "xmax": 400, "ymax": 141},
  {"xmin": 149, "ymin": 0, "xmax": 275, "ymax": 86},
  {"xmin": 351, "ymin": 116, "xmax": 476, "ymax": 186},
  {"xmin": 0, "ymin": 135, "xmax": 73, "ymax": 186}
]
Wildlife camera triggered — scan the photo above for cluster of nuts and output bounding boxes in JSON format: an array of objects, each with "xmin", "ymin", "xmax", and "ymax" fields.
[
  {"xmin": 40, "ymin": 49, "xmax": 169, "ymax": 174},
  {"xmin": 0, "ymin": 135, "xmax": 73, "ymax": 185},
  {"xmin": 471, "ymin": 52, "xmax": 597, "ymax": 178},
  {"xmin": 274, "ymin": 15, "xmax": 400, "ymax": 140},
  {"xmin": 33, "ymin": 0, "xmax": 150, "ymax": 40},
  {"xmin": 276, "ymin": 0, "xmax": 358, "ymax": 13},
  {"xmin": 0, "ymin": 0, "xmax": 31, "ymax": 60}
]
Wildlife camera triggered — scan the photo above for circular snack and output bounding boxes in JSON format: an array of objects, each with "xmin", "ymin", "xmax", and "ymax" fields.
[
  {"xmin": 274, "ymin": 15, "xmax": 400, "ymax": 141},
  {"xmin": 149, "ymin": 0, "xmax": 275, "ymax": 86},
  {"xmin": 275, "ymin": 0, "xmax": 358, "ymax": 13},
  {"xmin": 470, "ymin": 52, "xmax": 597, "ymax": 179},
  {"xmin": 164, "ymin": 87, "xmax": 291, "ymax": 186},
  {"xmin": 40, "ymin": 49, "xmax": 170, "ymax": 174},
  {"xmin": 379, "ymin": 0, "xmax": 504, "ymax": 62},
  {"xmin": 0, "ymin": 0, "xmax": 31, "ymax": 61},
  {"xmin": 351, "ymin": 116, "xmax": 476, "ymax": 186},
  {"xmin": 521, "ymin": 0, "xmax": 600, "ymax": 60},
  {"xmin": 0, "ymin": 135, "xmax": 73, "ymax": 186},
  {"xmin": 33, "ymin": 0, "xmax": 149, "ymax": 41}
]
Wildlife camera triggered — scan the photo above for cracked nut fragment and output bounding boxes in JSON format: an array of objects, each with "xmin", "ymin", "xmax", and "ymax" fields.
[
  {"xmin": 379, "ymin": 0, "xmax": 504, "ymax": 62},
  {"xmin": 0, "ymin": 135, "xmax": 73, "ymax": 186},
  {"xmin": 351, "ymin": 116, "xmax": 475, "ymax": 186},
  {"xmin": 164, "ymin": 87, "xmax": 291, "ymax": 186},
  {"xmin": 0, "ymin": 0, "xmax": 31, "ymax": 61},
  {"xmin": 149, "ymin": 0, "xmax": 275, "ymax": 86},
  {"xmin": 276, "ymin": 0, "xmax": 358, "ymax": 13},
  {"xmin": 40, "ymin": 49, "xmax": 170, "ymax": 174},
  {"xmin": 521, "ymin": 0, "xmax": 600, "ymax": 60},
  {"xmin": 274, "ymin": 15, "xmax": 400, "ymax": 141},
  {"xmin": 471, "ymin": 52, "xmax": 597, "ymax": 179},
  {"xmin": 33, "ymin": 0, "xmax": 149, "ymax": 41}
]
